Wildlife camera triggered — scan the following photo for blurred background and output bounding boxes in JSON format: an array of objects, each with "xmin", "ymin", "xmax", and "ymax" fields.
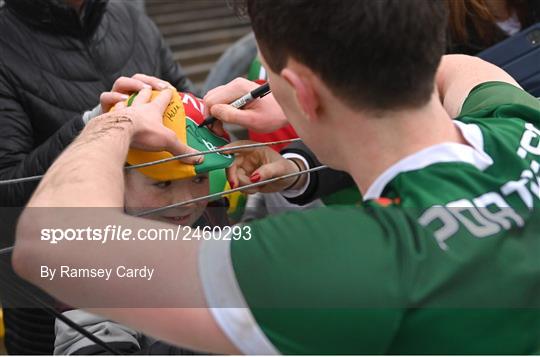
[{"xmin": 147, "ymin": 0, "xmax": 250, "ymax": 89}]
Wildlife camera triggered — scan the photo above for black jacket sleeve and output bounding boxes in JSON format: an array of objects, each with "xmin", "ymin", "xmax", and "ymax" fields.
[
  {"xmin": 281, "ymin": 141, "xmax": 355, "ymax": 205},
  {"xmin": 0, "ymin": 79, "xmax": 84, "ymax": 207}
]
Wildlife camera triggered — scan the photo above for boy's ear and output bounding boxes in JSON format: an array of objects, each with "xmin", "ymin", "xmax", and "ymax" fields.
[{"xmin": 281, "ymin": 67, "xmax": 319, "ymax": 121}]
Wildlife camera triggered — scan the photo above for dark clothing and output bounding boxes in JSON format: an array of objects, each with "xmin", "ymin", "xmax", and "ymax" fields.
[
  {"xmin": 0, "ymin": 0, "xmax": 193, "ymax": 354},
  {"xmin": 0, "ymin": 0, "xmax": 193, "ymax": 209},
  {"xmin": 286, "ymin": 2, "xmax": 540, "ymax": 206}
]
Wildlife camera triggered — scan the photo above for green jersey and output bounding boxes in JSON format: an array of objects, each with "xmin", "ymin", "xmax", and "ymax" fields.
[{"xmin": 199, "ymin": 82, "xmax": 540, "ymax": 354}]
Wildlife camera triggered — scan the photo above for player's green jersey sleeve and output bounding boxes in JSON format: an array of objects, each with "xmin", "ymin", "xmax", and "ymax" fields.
[
  {"xmin": 199, "ymin": 205, "xmax": 441, "ymax": 354},
  {"xmin": 459, "ymin": 81, "xmax": 540, "ymax": 126}
]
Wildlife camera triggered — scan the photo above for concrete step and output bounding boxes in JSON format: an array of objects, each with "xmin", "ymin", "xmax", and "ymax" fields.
[
  {"xmin": 146, "ymin": 0, "xmax": 252, "ymax": 92},
  {"xmin": 183, "ymin": 61, "xmax": 216, "ymax": 84},
  {"xmin": 152, "ymin": 7, "xmax": 236, "ymax": 25},
  {"xmin": 166, "ymin": 27, "xmax": 250, "ymax": 50},
  {"xmin": 146, "ymin": 0, "xmax": 220, "ymax": 16},
  {"xmin": 173, "ymin": 42, "xmax": 232, "ymax": 63},
  {"xmin": 158, "ymin": 16, "xmax": 250, "ymax": 37}
]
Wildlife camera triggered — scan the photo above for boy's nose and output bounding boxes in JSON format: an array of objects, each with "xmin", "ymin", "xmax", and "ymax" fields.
[{"xmin": 170, "ymin": 190, "xmax": 197, "ymax": 206}]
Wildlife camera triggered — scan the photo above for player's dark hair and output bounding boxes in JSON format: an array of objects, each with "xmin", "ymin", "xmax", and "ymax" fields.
[{"xmin": 234, "ymin": 0, "xmax": 448, "ymax": 111}]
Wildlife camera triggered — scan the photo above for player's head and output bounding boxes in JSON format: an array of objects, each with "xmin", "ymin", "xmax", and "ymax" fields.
[
  {"xmin": 122, "ymin": 91, "xmax": 233, "ymax": 225},
  {"xmin": 237, "ymin": 0, "xmax": 447, "ymax": 166},
  {"xmin": 244, "ymin": 0, "xmax": 447, "ymax": 110}
]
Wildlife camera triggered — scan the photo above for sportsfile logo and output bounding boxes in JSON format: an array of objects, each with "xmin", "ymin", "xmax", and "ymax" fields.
[
  {"xmin": 41, "ymin": 225, "xmax": 136, "ymax": 244},
  {"xmin": 40, "ymin": 225, "xmax": 252, "ymax": 244},
  {"xmin": 420, "ymin": 123, "xmax": 540, "ymax": 250}
]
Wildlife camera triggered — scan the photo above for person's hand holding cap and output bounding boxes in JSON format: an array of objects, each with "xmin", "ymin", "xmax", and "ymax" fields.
[
  {"xmin": 100, "ymin": 73, "xmax": 175, "ymax": 113},
  {"xmin": 112, "ymin": 88, "xmax": 204, "ymax": 165}
]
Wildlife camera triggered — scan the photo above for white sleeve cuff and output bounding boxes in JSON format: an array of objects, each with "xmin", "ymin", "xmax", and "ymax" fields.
[
  {"xmin": 198, "ymin": 236, "xmax": 279, "ymax": 355},
  {"xmin": 82, "ymin": 104, "xmax": 103, "ymax": 125},
  {"xmin": 281, "ymin": 153, "xmax": 311, "ymax": 198}
]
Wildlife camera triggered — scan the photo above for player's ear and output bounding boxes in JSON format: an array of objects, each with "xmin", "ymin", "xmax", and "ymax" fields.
[{"xmin": 281, "ymin": 66, "xmax": 319, "ymax": 122}]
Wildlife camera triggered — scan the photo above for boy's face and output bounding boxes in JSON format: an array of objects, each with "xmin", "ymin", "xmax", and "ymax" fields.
[{"xmin": 124, "ymin": 170, "xmax": 210, "ymax": 226}]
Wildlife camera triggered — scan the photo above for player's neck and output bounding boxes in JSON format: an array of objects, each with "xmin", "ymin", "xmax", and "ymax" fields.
[{"xmin": 335, "ymin": 93, "xmax": 466, "ymax": 195}]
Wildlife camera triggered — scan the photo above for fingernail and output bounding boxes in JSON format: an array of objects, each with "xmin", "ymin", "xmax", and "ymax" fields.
[
  {"xmin": 250, "ymin": 173, "xmax": 261, "ymax": 183},
  {"xmin": 158, "ymin": 82, "xmax": 168, "ymax": 89},
  {"xmin": 143, "ymin": 84, "xmax": 152, "ymax": 89},
  {"xmin": 120, "ymin": 94, "xmax": 129, "ymax": 100},
  {"xmin": 195, "ymin": 155, "xmax": 204, "ymax": 164}
]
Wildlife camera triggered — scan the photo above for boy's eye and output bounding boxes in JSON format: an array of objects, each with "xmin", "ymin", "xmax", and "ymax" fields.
[
  {"xmin": 154, "ymin": 181, "xmax": 172, "ymax": 189},
  {"xmin": 193, "ymin": 176, "xmax": 208, "ymax": 184}
]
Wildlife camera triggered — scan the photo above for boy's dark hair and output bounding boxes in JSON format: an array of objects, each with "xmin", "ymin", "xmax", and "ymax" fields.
[{"xmin": 238, "ymin": 0, "xmax": 448, "ymax": 111}]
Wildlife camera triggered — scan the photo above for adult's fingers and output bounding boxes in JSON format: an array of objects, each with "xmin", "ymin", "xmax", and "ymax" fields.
[
  {"xmin": 236, "ymin": 166, "xmax": 251, "ymax": 186},
  {"xmin": 252, "ymin": 159, "xmax": 298, "ymax": 193},
  {"xmin": 132, "ymin": 74, "xmax": 174, "ymax": 90},
  {"xmin": 100, "ymin": 92, "xmax": 129, "ymax": 112},
  {"xmin": 150, "ymin": 89, "xmax": 174, "ymax": 114},
  {"xmin": 111, "ymin": 76, "xmax": 151, "ymax": 93},
  {"xmin": 225, "ymin": 152, "xmax": 250, "ymax": 189},
  {"xmin": 227, "ymin": 164, "xmax": 254, "ymax": 192},
  {"xmin": 207, "ymin": 120, "xmax": 226, "ymax": 138},
  {"xmin": 226, "ymin": 163, "xmax": 238, "ymax": 189},
  {"xmin": 252, "ymin": 160, "xmax": 290, "ymax": 182},
  {"xmin": 203, "ymin": 78, "xmax": 258, "ymax": 115},
  {"xmin": 210, "ymin": 104, "xmax": 254, "ymax": 127},
  {"xmin": 164, "ymin": 131, "xmax": 204, "ymax": 164},
  {"xmin": 114, "ymin": 101, "xmax": 127, "ymax": 110},
  {"xmin": 132, "ymin": 88, "xmax": 153, "ymax": 106}
]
